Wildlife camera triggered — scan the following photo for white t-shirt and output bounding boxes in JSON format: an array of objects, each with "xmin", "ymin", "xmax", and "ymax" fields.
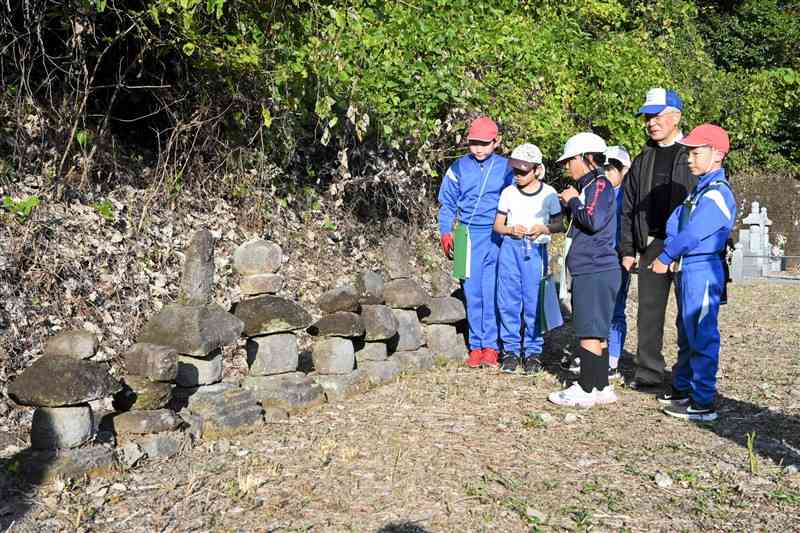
[{"xmin": 497, "ymin": 182, "xmax": 561, "ymax": 244}]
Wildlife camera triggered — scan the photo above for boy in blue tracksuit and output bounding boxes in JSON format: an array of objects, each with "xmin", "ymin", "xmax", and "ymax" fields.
[
  {"xmin": 493, "ymin": 143, "xmax": 562, "ymax": 375},
  {"xmin": 650, "ymin": 124, "xmax": 736, "ymax": 422},
  {"xmin": 604, "ymin": 146, "xmax": 632, "ymax": 380},
  {"xmin": 438, "ymin": 117, "xmax": 513, "ymax": 368}
]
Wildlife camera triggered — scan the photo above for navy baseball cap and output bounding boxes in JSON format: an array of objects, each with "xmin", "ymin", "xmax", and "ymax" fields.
[{"xmin": 637, "ymin": 88, "xmax": 684, "ymax": 115}]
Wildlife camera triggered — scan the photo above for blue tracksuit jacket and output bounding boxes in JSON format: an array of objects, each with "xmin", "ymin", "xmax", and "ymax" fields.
[
  {"xmin": 658, "ymin": 168, "xmax": 736, "ymax": 407},
  {"xmin": 437, "ymin": 152, "xmax": 513, "ymax": 350},
  {"xmin": 565, "ymin": 169, "xmax": 618, "ymax": 276}
]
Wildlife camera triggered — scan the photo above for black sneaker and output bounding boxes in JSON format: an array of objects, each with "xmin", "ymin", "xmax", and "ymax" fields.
[
  {"xmin": 626, "ymin": 378, "xmax": 662, "ymax": 392},
  {"xmin": 501, "ymin": 354, "xmax": 520, "ymax": 374},
  {"xmin": 608, "ymin": 367, "xmax": 623, "ymax": 382},
  {"xmin": 662, "ymin": 401, "xmax": 718, "ymax": 423},
  {"xmin": 657, "ymin": 388, "xmax": 690, "ymax": 406},
  {"xmin": 523, "ymin": 357, "xmax": 543, "ymax": 375}
]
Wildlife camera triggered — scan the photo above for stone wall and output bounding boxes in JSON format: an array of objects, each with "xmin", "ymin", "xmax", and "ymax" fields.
[{"xmin": 5, "ymin": 229, "xmax": 469, "ymax": 481}]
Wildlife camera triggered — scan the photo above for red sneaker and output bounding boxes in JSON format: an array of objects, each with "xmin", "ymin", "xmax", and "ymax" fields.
[
  {"xmin": 482, "ymin": 348, "xmax": 500, "ymax": 368},
  {"xmin": 467, "ymin": 349, "xmax": 483, "ymax": 368}
]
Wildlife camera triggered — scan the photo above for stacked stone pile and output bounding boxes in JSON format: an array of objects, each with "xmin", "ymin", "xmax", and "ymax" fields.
[
  {"xmin": 7, "ymin": 331, "xmax": 120, "ymax": 450},
  {"xmin": 128, "ymin": 230, "xmax": 261, "ymax": 445},
  {"xmin": 108, "ymin": 343, "xmax": 184, "ymax": 464},
  {"xmin": 235, "ymin": 239, "xmax": 324, "ymax": 414},
  {"xmin": 307, "ymin": 284, "xmax": 370, "ymax": 400},
  {"xmin": 418, "ymin": 274, "xmax": 468, "ymax": 362}
]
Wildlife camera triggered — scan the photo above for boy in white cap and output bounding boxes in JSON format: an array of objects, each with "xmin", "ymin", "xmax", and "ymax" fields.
[
  {"xmin": 548, "ymin": 132, "xmax": 621, "ymax": 407},
  {"xmin": 493, "ymin": 143, "xmax": 562, "ymax": 374}
]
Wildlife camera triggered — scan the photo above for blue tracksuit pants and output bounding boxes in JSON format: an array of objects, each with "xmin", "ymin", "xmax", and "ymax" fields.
[
  {"xmin": 673, "ymin": 258, "xmax": 724, "ymax": 408},
  {"xmin": 608, "ymin": 269, "xmax": 630, "ymax": 359},
  {"xmin": 497, "ymin": 237, "xmax": 545, "ymax": 357},
  {"xmin": 462, "ymin": 225, "xmax": 501, "ymax": 350}
]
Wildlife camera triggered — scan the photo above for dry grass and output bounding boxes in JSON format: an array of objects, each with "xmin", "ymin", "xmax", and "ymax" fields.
[{"xmin": 4, "ymin": 281, "xmax": 800, "ymax": 532}]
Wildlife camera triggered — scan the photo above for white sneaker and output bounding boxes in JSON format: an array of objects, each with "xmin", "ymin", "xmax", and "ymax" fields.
[
  {"xmin": 594, "ymin": 385, "xmax": 618, "ymax": 404},
  {"xmin": 548, "ymin": 382, "xmax": 596, "ymax": 407}
]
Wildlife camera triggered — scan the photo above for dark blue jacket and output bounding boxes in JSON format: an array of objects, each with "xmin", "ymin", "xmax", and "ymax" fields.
[
  {"xmin": 566, "ymin": 169, "xmax": 620, "ymax": 276},
  {"xmin": 437, "ymin": 153, "xmax": 513, "ymax": 234}
]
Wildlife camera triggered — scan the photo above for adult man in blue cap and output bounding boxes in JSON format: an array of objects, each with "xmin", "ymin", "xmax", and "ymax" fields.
[{"xmin": 620, "ymin": 88, "xmax": 698, "ymax": 391}]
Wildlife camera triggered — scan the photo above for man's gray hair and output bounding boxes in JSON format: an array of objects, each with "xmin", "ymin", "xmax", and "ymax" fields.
[{"xmin": 661, "ymin": 106, "xmax": 682, "ymax": 115}]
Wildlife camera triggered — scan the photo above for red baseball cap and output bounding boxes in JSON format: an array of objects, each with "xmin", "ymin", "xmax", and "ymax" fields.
[
  {"xmin": 467, "ymin": 117, "xmax": 498, "ymax": 141},
  {"xmin": 679, "ymin": 123, "xmax": 730, "ymax": 154}
]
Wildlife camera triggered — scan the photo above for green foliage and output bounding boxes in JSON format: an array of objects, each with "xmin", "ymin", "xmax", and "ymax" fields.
[
  {"xmin": 2, "ymin": 0, "xmax": 798, "ymax": 218},
  {"xmin": 2, "ymin": 195, "xmax": 40, "ymax": 222},
  {"xmin": 93, "ymin": 200, "xmax": 115, "ymax": 221}
]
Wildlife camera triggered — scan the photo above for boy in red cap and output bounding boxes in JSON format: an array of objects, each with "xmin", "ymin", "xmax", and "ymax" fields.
[
  {"xmin": 650, "ymin": 124, "xmax": 736, "ymax": 422},
  {"xmin": 438, "ymin": 117, "xmax": 513, "ymax": 368}
]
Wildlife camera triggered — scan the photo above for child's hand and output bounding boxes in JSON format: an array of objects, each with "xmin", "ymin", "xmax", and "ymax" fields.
[
  {"xmin": 529, "ymin": 224, "xmax": 548, "ymax": 237},
  {"xmin": 559, "ymin": 186, "xmax": 579, "ymax": 204},
  {"xmin": 649, "ymin": 258, "xmax": 669, "ymax": 274},
  {"xmin": 511, "ymin": 225, "xmax": 527, "ymax": 237}
]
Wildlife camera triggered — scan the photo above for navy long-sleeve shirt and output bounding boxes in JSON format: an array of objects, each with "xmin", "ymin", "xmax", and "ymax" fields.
[{"xmin": 566, "ymin": 169, "xmax": 619, "ymax": 276}]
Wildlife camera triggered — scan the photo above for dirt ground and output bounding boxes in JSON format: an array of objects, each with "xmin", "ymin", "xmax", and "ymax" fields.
[{"xmin": 2, "ymin": 280, "xmax": 800, "ymax": 533}]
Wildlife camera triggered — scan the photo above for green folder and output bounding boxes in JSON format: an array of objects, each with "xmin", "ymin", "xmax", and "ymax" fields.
[{"xmin": 452, "ymin": 222, "xmax": 470, "ymax": 280}]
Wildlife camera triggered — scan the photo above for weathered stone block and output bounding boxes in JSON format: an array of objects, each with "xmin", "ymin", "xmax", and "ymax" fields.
[
  {"xmin": 43, "ymin": 330, "xmax": 98, "ymax": 359},
  {"xmin": 234, "ymin": 295, "xmax": 312, "ymax": 336},
  {"xmin": 240, "ymin": 273, "xmax": 284, "ymax": 296},
  {"xmin": 16, "ymin": 445, "xmax": 116, "ymax": 483},
  {"xmin": 187, "ymin": 383, "xmax": 263, "ymax": 434},
  {"xmin": 246, "ymin": 333, "xmax": 298, "ymax": 375},
  {"xmin": 308, "ymin": 312, "xmax": 365, "ymax": 338},
  {"xmin": 139, "ymin": 431, "xmax": 185, "ymax": 459},
  {"xmin": 424, "ymin": 324, "xmax": 467, "ymax": 361},
  {"xmin": 393, "ymin": 348, "xmax": 434, "ymax": 372},
  {"xmin": 358, "ymin": 360, "xmax": 402, "ymax": 385},
  {"xmin": 430, "ymin": 270, "xmax": 456, "ymax": 298},
  {"xmin": 355, "ymin": 341, "xmax": 388, "ymax": 362},
  {"xmin": 317, "ymin": 285, "xmax": 360, "ymax": 313},
  {"xmin": 110, "ymin": 409, "xmax": 181, "ymax": 435},
  {"xmin": 179, "ymin": 229, "xmax": 215, "ymax": 306},
  {"xmin": 139, "ymin": 304, "xmax": 244, "ymax": 357},
  {"xmin": 361, "ymin": 305, "xmax": 398, "ymax": 341},
  {"xmin": 123, "ymin": 343, "xmax": 178, "ymax": 382},
  {"xmin": 391, "ymin": 309, "xmax": 424, "ymax": 352},
  {"xmin": 418, "ymin": 297, "xmax": 466, "ymax": 324},
  {"xmin": 312, "ymin": 370, "xmax": 369, "ymax": 401},
  {"xmin": 311, "ymin": 338, "xmax": 355, "ymax": 374},
  {"xmin": 383, "ymin": 236, "xmax": 411, "ymax": 280},
  {"xmin": 384, "ymin": 279, "xmax": 429, "ymax": 309},
  {"xmin": 113, "ymin": 376, "xmax": 173, "ymax": 411},
  {"xmin": 233, "ymin": 239, "xmax": 282, "ymax": 275},
  {"xmin": 31, "ymin": 406, "xmax": 93, "ymax": 449},
  {"xmin": 354, "ymin": 271, "xmax": 384, "ymax": 304},
  {"xmin": 241, "ymin": 373, "xmax": 325, "ymax": 412},
  {"xmin": 8, "ymin": 355, "xmax": 121, "ymax": 407},
  {"xmin": 176, "ymin": 351, "xmax": 223, "ymax": 387}
]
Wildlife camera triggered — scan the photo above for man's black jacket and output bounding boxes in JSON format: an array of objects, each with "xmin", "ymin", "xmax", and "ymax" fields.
[{"xmin": 620, "ymin": 140, "xmax": 697, "ymax": 257}]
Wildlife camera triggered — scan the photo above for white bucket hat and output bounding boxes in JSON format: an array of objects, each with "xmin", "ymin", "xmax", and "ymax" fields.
[
  {"xmin": 604, "ymin": 145, "xmax": 631, "ymax": 168},
  {"xmin": 556, "ymin": 132, "xmax": 607, "ymax": 163}
]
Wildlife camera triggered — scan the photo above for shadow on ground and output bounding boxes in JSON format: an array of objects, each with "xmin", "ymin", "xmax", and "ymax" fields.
[{"xmin": 376, "ymin": 521, "xmax": 431, "ymax": 533}]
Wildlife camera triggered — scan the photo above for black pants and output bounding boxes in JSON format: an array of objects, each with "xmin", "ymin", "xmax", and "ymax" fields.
[{"xmin": 634, "ymin": 238, "xmax": 674, "ymax": 383}]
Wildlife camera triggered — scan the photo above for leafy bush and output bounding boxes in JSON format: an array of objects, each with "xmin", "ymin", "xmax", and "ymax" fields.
[{"xmin": 1, "ymin": 0, "xmax": 797, "ymax": 220}]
